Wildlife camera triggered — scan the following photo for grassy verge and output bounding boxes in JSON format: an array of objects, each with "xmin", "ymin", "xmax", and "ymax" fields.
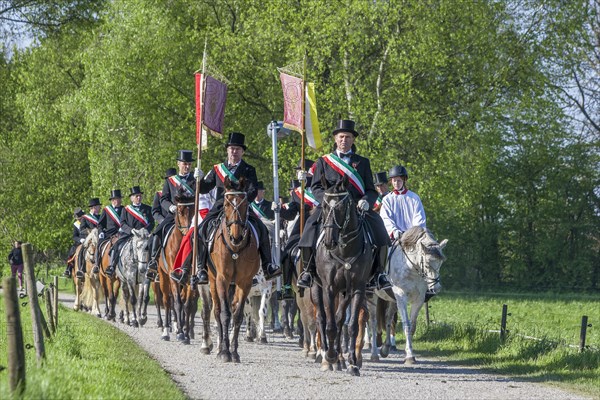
[
  {"xmin": 0, "ymin": 292, "xmax": 185, "ymax": 399},
  {"xmin": 408, "ymin": 291, "xmax": 600, "ymax": 397}
]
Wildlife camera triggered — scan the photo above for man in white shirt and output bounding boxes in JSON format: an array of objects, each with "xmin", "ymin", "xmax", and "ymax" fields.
[{"xmin": 379, "ymin": 165, "xmax": 426, "ymax": 241}]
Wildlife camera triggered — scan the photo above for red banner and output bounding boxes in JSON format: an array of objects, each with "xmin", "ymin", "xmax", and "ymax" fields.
[
  {"xmin": 195, "ymin": 73, "xmax": 202, "ymax": 145},
  {"xmin": 280, "ymin": 72, "xmax": 303, "ymax": 132},
  {"xmin": 203, "ymin": 75, "xmax": 227, "ymax": 135}
]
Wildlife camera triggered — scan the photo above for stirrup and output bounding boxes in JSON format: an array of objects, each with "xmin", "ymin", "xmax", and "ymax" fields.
[
  {"xmin": 170, "ymin": 269, "xmax": 188, "ymax": 284},
  {"xmin": 105, "ymin": 267, "xmax": 115, "ymax": 277},
  {"xmin": 76, "ymin": 270, "xmax": 85, "ymax": 279},
  {"xmin": 297, "ymin": 272, "xmax": 313, "ymax": 289},
  {"xmin": 92, "ymin": 266, "xmax": 99, "ymax": 274},
  {"xmin": 263, "ymin": 263, "xmax": 282, "ymax": 280}
]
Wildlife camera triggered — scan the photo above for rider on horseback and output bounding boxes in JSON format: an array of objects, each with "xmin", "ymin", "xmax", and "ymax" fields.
[
  {"xmin": 76, "ymin": 198, "xmax": 102, "ymax": 279},
  {"xmin": 373, "ymin": 171, "xmax": 390, "ymax": 213},
  {"xmin": 296, "ymin": 120, "xmax": 392, "ymax": 291},
  {"xmin": 146, "ymin": 152, "xmax": 196, "ymax": 281},
  {"xmin": 106, "ymin": 186, "xmax": 154, "ymax": 277},
  {"xmin": 64, "ymin": 207, "xmax": 85, "ymax": 278},
  {"xmin": 170, "ymin": 132, "xmax": 282, "ymax": 284},
  {"xmin": 96, "ymin": 189, "xmax": 124, "ymax": 273}
]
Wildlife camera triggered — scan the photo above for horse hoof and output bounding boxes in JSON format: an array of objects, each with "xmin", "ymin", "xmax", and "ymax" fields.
[
  {"xmin": 96, "ymin": 313, "xmax": 102, "ymax": 318},
  {"xmin": 346, "ymin": 365, "xmax": 360, "ymax": 376},
  {"xmin": 320, "ymin": 363, "xmax": 331, "ymax": 372},
  {"xmin": 157, "ymin": 322, "xmax": 163, "ymax": 328},
  {"xmin": 259, "ymin": 337, "xmax": 267, "ymax": 344},
  {"xmin": 218, "ymin": 351, "xmax": 232, "ymax": 362},
  {"xmin": 245, "ymin": 336, "xmax": 254, "ymax": 343},
  {"xmin": 336, "ymin": 362, "xmax": 343, "ymax": 371},
  {"xmin": 161, "ymin": 335, "xmax": 170, "ymax": 341},
  {"xmin": 390, "ymin": 345, "xmax": 397, "ymax": 351},
  {"xmin": 315, "ymin": 353, "xmax": 322, "ymax": 363},
  {"xmin": 181, "ymin": 338, "xmax": 190, "ymax": 345},
  {"xmin": 176, "ymin": 333, "xmax": 186, "ymax": 341},
  {"xmin": 404, "ymin": 357, "xmax": 416, "ymax": 365},
  {"xmin": 232, "ymin": 353, "xmax": 240, "ymax": 363},
  {"xmin": 308, "ymin": 351, "xmax": 317, "ymax": 360},
  {"xmin": 298, "ymin": 338, "xmax": 303, "ymax": 348},
  {"xmin": 200, "ymin": 347, "xmax": 211, "ymax": 355},
  {"xmin": 325, "ymin": 351, "xmax": 338, "ymax": 365},
  {"xmin": 132, "ymin": 321, "xmax": 139, "ymax": 328},
  {"xmin": 139, "ymin": 316, "xmax": 147, "ymax": 326},
  {"xmin": 370, "ymin": 354, "xmax": 380, "ymax": 362},
  {"xmin": 380, "ymin": 345, "xmax": 390, "ymax": 358}
]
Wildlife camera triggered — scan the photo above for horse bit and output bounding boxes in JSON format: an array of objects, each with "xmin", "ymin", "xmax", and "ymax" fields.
[{"xmin": 223, "ymin": 191, "xmax": 250, "ymax": 259}]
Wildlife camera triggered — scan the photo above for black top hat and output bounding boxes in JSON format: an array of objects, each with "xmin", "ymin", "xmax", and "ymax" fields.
[
  {"xmin": 294, "ymin": 159, "xmax": 315, "ymax": 171},
  {"xmin": 109, "ymin": 189, "xmax": 122, "ymax": 200},
  {"xmin": 88, "ymin": 198, "xmax": 101, "ymax": 207},
  {"xmin": 256, "ymin": 181, "xmax": 265, "ymax": 190},
  {"xmin": 129, "ymin": 186, "xmax": 144, "ymax": 196},
  {"xmin": 374, "ymin": 172, "xmax": 388, "ymax": 185},
  {"xmin": 176, "ymin": 150, "xmax": 194, "ymax": 163},
  {"xmin": 289, "ymin": 179, "xmax": 300, "ymax": 190},
  {"xmin": 224, "ymin": 132, "xmax": 247, "ymax": 150},
  {"xmin": 74, "ymin": 207, "xmax": 84, "ymax": 218},
  {"xmin": 332, "ymin": 119, "xmax": 359, "ymax": 137},
  {"xmin": 388, "ymin": 165, "xmax": 408, "ymax": 179},
  {"xmin": 164, "ymin": 168, "xmax": 177, "ymax": 178}
]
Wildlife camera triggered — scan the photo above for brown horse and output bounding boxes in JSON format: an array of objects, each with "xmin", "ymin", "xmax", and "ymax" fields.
[
  {"xmin": 156, "ymin": 192, "xmax": 196, "ymax": 342},
  {"xmin": 73, "ymin": 228, "xmax": 103, "ymax": 316},
  {"xmin": 208, "ymin": 177, "xmax": 260, "ymax": 363},
  {"xmin": 98, "ymin": 236, "xmax": 121, "ymax": 321}
]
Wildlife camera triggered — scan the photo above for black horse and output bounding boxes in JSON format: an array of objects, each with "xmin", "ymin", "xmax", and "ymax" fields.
[{"xmin": 313, "ymin": 175, "xmax": 373, "ymax": 376}]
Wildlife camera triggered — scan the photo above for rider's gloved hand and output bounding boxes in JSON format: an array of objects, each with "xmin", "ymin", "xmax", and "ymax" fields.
[
  {"xmin": 169, "ymin": 205, "xmax": 177, "ymax": 213},
  {"xmin": 297, "ymin": 170, "xmax": 308, "ymax": 182},
  {"xmin": 194, "ymin": 168, "xmax": 204, "ymax": 179},
  {"xmin": 271, "ymin": 201, "xmax": 280, "ymax": 212},
  {"xmin": 80, "ymin": 238, "xmax": 85, "ymax": 244},
  {"xmin": 357, "ymin": 199, "xmax": 369, "ymax": 211},
  {"xmin": 99, "ymin": 232, "xmax": 105, "ymax": 239}
]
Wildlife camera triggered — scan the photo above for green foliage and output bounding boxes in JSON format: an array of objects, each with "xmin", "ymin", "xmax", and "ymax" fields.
[
  {"xmin": 411, "ymin": 291, "xmax": 600, "ymax": 396},
  {"xmin": 0, "ymin": 294, "xmax": 185, "ymax": 399},
  {"xmin": 0, "ymin": 0, "xmax": 598, "ymax": 290}
]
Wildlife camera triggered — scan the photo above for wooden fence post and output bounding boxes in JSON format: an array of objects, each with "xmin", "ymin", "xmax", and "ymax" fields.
[
  {"xmin": 500, "ymin": 304, "xmax": 509, "ymax": 343},
  {"xmin": 4, "ymin": 277, "xmax": 26, "ymax": 395},
  {"xmin": 579, "ymin": 315, "xmax": 590, "ymax": 352},
  {"xmin": 44, "ymin": 289, "xmax": 56, "ymax": 334},
  {"xmin": 53, "ymin": 275, "xmax": 59, "ymax": 328},
  {"xmin": 22, "ymin": 243, "xmax": 46, "ymax": 363}
]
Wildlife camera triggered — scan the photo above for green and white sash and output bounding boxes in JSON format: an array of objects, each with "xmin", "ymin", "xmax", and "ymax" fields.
[
  {"xmin": 251, "ymin": 202, "xmax": 268, "ymax": 219},
  {"xmin": 125, "ymin": 205, "xmax": 149, "ymax": 226},
  {"xmin": 104, "ymin": 205, "xmax": 122, "ymax": 226},
  {"xmin": 322, "ymin": 153, "xmax": 365, "ymax": 196},
  {"xmin": 82, "ymin": 213, "xmax": 99, "ymax": 226},
  {"xmin": 168, "ymin": 175, "xmax": 194, "ymax": 196},
  {"xmin": 214, "ymin": 163, "xmax": 239, "ymax": 184}
]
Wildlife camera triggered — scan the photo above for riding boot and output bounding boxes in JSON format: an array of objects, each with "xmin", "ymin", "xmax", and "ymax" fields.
[
  {"xmin": 76, "ymin": 248, "xmax": 86, "ymax": 279},
  {"xmin": 146, "ymin": 234, "xmax": 161, "ymax": 280},
  {"xmin": 278, "ymin": 255, "xmax": 294, "ymax": 301},
  {"xmin": 92, "ymin": 247, "xmax": 100, "ymax": 274},
  {"xmin": 259, "ymin": 236, "xmax": 281, "ymax": 280},
  {"xmin": 367, "ymin": 246, "xmax": 392, "ymax": 290},
  {"xmin": 297, "ymin": 247, "xmax": 315, "ymax": 289},
  {"xmin": 195, "ymin": 240, "xmax": 209, "ymax": 285},
  {"xmin": 64, "ymin": 263, "xmax": 72, "ymax": 278},
  {"xmin": 106, "ymin": 247, "xmax": 117, "ymax": 277}
]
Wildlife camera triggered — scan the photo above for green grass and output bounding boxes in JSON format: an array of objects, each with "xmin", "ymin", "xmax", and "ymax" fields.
[
  {"xmin": 407, "ymin": 291, "xmax": 600, "ymax": 397},
  {"xmin": 0, "ymin": 291, "xmax": 185, "ymax": 399}
]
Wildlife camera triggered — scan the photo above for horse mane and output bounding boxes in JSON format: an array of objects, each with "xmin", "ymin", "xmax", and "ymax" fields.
[
  {"xmin": 224, "ymin": 176, "xmax": 247, "ymax": 192},
  {"xmin": 84, "ymin": 228, "xmax": 98, "ymax": 247},
  {"xmin": 175, "ymin": 188, "xmax": 194, "ymax": 204},
  {"xmin": 401, "ymin": 226, "xmax": 446, "ymax": 260}
]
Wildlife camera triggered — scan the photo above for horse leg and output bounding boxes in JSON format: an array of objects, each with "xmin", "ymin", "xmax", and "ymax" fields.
[
  {"xmin": 366, "ymin": 293, "xmax": 380, "ymax": 361},
  {"xmin": 258, "ymin": 291, "xmax": 268, "ymax": 343},
  {"xmin": 216, "ymin": 280, "xmax": 232, "ymax": 362},
  {"xmin": 160, "ymin": 285, "xmax": 171, "ymax": 340},
  {"xmin": 335, "ymin": 295, "xmax": 350, "ymax": 371},
  {"xmin": 200, "ymin": 285, "xmax": 213, "ymax": 354},
  {"xmin": 138, "ymin": 279, "xmax": 150, "ymax": 326},
  {"xmin": 122, "ymin": 285, "xmax": 131, "ymax": 325},
  {"xmin": 324, "ymin": 288, "xmax": 338, "ymax": 366},
  {"xmin": 173, "ymin": 286, "xmax": 186, "ymax": 341},
  {"xmin": 153, "ymin": 282, "xmax": 163, "ymax": 328},
  {"xmin": 230, "ymin": 287, "xmax": 249, "ymax": 363},
  {"xmin": 345, "ymin": 292, "xmax": 364, "ymax": 376},
  {"xmin": 270, "ymin": 292, "xmax": 282, "ymax": 333},
  {"xmin": 380, "ymin": 301, "xmax": 396, "ymax": 358},
  {"xmin": 394, "ymin": 292, "xmax": 415, "ymax": 364}
]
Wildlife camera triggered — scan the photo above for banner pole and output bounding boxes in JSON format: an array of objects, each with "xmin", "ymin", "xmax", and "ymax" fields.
[{"xmin": 299, "ymin": 53, "xmax": 307, "ymax": 235}]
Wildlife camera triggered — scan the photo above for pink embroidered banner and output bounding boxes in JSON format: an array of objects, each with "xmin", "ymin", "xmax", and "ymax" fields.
[{"xmin": 280, "ymin": 72, "xmax": 303, "ymax": 132}]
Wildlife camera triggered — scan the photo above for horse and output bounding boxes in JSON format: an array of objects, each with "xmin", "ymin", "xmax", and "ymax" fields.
[
  {"xmin": 98, "ymin": 235, "xmax": 121, "ymax": 321},
  {"xmin": 365, "ymin": 288, "xmax": 398, "ymax": 361},
  {"xmin": 313, "ymin": 175, "xmax": 373, "ymax": 376},
  {"xmin": 156, "ymin": 192, "xmax": 199, "ymax": 344},
  {"xmin": 243, "ymin": 270, "xmax": 271, "ymax": 344},
  {"xmin": 115, "ymin": 228, "xmax": 151, "ymax": 327},
  {"xmin": 389, "ymin": 226, "xmax": 448, "ymax": 364},
  {"xmin": 290, "ymin": 249, "xmax": 318, "ymax": 358},
  {"xmin": 208, "ymin": 176, "xmax": 260, "ymax": 363},
  {"xmin": 73, "ymin": 228, "xmax": 103, "ymax": 316}
]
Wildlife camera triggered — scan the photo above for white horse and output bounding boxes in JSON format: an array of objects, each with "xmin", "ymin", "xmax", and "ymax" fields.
[
  {"xmin": 244, "ymin": 269, "xmax": 272, "ymax": 343},
  {"xmin": 116, "ymin": 228, "xmax": 151, "ymax": 327},
  {"xmin": 388, "ymin": 226, "xmax": 448, "ymax": 364}
]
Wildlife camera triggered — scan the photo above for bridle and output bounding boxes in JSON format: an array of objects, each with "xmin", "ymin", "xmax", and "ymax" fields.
[
  {"xmin": 222, "ymin": 191, "xmax": 250, "ymax": 248},
  {"xmin": 175, "ymin": 201, "xmax": 195, "ymax": 235},
  {"xmin": 401, "ymin": 239, "xmax": 440, "ymax": 289}
]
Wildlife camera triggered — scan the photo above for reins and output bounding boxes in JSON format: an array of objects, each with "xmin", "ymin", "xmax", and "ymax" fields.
[{"xmin": 175, "ymin": 201, "xmax": 195, "ymax": 235}]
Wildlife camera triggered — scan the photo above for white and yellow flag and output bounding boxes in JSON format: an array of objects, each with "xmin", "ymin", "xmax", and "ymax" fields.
[{"xmin": 304, "ymin": 82, "xmax": 322, "ymax": 151}]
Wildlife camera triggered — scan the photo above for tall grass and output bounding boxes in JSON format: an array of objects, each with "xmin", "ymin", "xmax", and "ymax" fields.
[
  {"xmin": 406, "ymin": 291, "xmax": 600, "ymax": 397},
  {"xmin": 0, "ymin": 293, "xmax": 185, "ymax": 399}
]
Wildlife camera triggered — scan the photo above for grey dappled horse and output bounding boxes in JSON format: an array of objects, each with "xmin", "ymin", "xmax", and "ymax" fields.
[
  {"xmin": 388, "ymin": 226, "xmax": 447, "ymax": 363},
  {"xmin": 116, "ymin": 228, "xmax": 151, "ymax": 327}
]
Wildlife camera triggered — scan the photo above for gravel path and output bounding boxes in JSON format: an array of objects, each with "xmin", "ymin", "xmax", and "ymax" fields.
[{"xmin": 57, "ymin": 292, "xmax": 590, "ymax": 400}]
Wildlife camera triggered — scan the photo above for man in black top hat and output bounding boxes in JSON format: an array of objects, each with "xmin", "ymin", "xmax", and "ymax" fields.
[
  {"xmin": 170, "ymin": 132, "xmax": 281, "ymax": 284},
  {"xmin": 106, "ymin": 186, "xmax": 154, "ymax": 276},
  {"xmin": 146, "ymin": 152, "xmax": 197, "ymax": 280},
  {"xmin": 251, "ymin": 181, "xmax": 275, "ymax": 221},
  {"xmin": 296, "ymin": 120, "xmax": 392, "ymax": 290},
  {"xmin": 373, "ymin": 171, "xmax": 389, "ymax": 213},
  {"xmin": 95, "ymin": 189, "xmax": 124, "ymax": 272},
  {"xmin": 76, "ymin": 198, "xmax": 102, "ymax": 278},
  {"xmin": 64, "ymin": 207, "xmax": 85, "ymax": 277},
  {"xmin": 153, "ymin": 168, "xmax": 177, "ymax": 225}
]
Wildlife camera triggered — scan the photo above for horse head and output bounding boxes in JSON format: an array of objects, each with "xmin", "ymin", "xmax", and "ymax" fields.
[
  {"xmin": 321, "ymin": 175, "xmax": 356, "ymax": 249},
  {"xmin": 223, "ymin": 176, "xmax": 249, "ymax": 245},
  {"xmin": 175, "ymin": 189, "xmax": 195, "ymax": 235},
  {"xmin": 83, "ymin": 228, "xmax": 99, "ymax": 266},
  {"xmin": 131, "ymin": 228, "xmax": 151, "ymax": 271},
  {"xmin": 401, "ymin": 227, "xmax": 448, "ymax": 294}
]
